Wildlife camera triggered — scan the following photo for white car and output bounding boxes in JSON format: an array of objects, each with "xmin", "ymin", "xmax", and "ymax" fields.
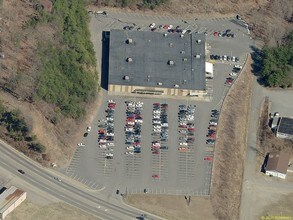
[
  {"xmin": 231, "ymin": 56, "xmax": 236, "ymax": 62},
  {"xmin": 125, "ymin": 151, "xmax": 134, "ymax": 155},
  {"xmin": 161, "ymin": 123, "xmax": 168, "ymax": 127},
  {"xmin": 99, "ymin": 139, "xmax": 107, "ymax": 143},
  {"xmin": 99, "ymin": 145, "xmax": 107, "ymax": 149},
  {"xmin": 107, "ymin": 142, "xmax": 114, "ymax": 147},
  {"xmin": 154, "ymin": 125, "xmax": 161, "ymax": 129},
  {"xmin": 223, "ymin": 55, "xmax": 227, "ymax": 61},
  {"xmin": 153, "ymin": 120, "xmax": 161, "ymax": 124},
  {"xmin": 135, "ymin": 119, "xmax": 143, "ymax": 123},
  {"xmin": 153, "ymin": 129, "xmax": 161, "ymax": 133},
  {"xmin": 234, "ymin": 64, "xmax": 242, "ymax": 69},
  {"xmin": 149, "ymin": 23, "xmax": 156, "ymax": 28},
  {"xmin": 108, "ymin": 99, "xmax": 115, "ymax": 103},
  {"xmin": 153, "ymin": 115, "xmax": 160, "ymax": 119},
  {"xmin": 168, "ymin": 24, "xmax": 173, "ymax": 30},
  {"xmin": 152, "ymin": 143, "xmax": 161, "ymax": 147},
  {"xmin": 126, "ymin": 146, "xmax": 134, "ymax": 150},
  {"xmin": 179, "ymin": 142, "xmax": 188, "ymax": 146},
  {"xmin": 153, "ymin": 110, "xmax": 161, "ymax": 114},
  {"xmin": 106, "ymin": 117, "xmax": 114, "ymax": 121},
  {"xmin": 107, "ymin": 133, "xmax": 114, "ymax": 136},
  {"xmin": 77, "ymin": 143, "xmax": 85, "ymax": 147},
  {"xmin": 127, "ymin": 121, "xmax": 135, "ymax": 125},
  {"xmin": 106, "ymin": 152, "xmax": 113, "ymax": 157},
  {"xmin": 87, "ymin": 126, "xmax": 91, "ymax": 132},
  {"xmin": 230, "ymin": 72, "xmax": 237, "ymax": 76}
]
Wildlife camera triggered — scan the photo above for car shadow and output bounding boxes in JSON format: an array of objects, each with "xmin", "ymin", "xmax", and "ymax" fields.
[{"xmin": 101, "ymin": 31, "xmax": 110, "ymax": 90}]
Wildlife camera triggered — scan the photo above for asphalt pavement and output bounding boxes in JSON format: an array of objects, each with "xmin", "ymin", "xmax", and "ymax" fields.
[{"xmin": 65, "ymin": 10, "xmax": 253, "ymax": 199}]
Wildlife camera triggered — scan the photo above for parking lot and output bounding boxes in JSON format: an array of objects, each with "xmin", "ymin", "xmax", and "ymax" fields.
[{"xmin": 64, "ymin": 11, "xmax": 252, "ymax": 196}]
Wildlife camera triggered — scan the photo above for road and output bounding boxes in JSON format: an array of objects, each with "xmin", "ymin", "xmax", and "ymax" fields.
[{"xmin": 0, "ymin": 139, "xmax": 164, "ymax": 220}]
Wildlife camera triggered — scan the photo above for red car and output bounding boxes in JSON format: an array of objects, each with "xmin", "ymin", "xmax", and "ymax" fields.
[
  {"xmin": 179, "ymin": 125, "xmax": 187, "ymax": 128},
  {"xmin": 153, "ymin": 103, "xmax": 160, "ymax": 106},
  {"xmin": 208, "ymin": 133, "xmax": 216, "ymax": 139},
  {"xmin": 204, "ymin": 156, "xmax": 213, "ymax": 161},
  {"xmin": 188, "ymin": 127, "xmax": 195, "ymax": 131},
  {"xmin": 98, "ymin": 129, "xmax": 105, "ymax": 134},
  {"xmin": 163, "ymin": 25, "xmax": 169, "ymax": 29},
  {"xmin": 226, "ymin": 78, "xmax": 234, "ymax": 85},
  {"xmin": 152, "ymin": 174, "xmax": 160, "ymax": 178},
  {"xmin": 213, "ymin": 31, "xmax": 218, "ymax": 36}
]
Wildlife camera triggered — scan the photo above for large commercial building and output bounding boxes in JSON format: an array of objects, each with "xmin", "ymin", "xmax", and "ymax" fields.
[
  {"xmin": 108, "ymin": 29, "xmax": 207, "ymax": 98},
  {"xmin": 0, "ymin": 186, "xmax": 27, "ymax": 220},
  {"xmin": 276, "ymin": 117, "xmax": 293, "ymax": 140},
  {"xmin": 265, "ymin": 151, "xmax": 290, "ymax": 179}
]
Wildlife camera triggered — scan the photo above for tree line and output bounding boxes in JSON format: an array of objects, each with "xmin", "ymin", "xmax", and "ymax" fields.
[{"xmin": 261, "ymin": 31, "xmax": 293, "ymax": 88}]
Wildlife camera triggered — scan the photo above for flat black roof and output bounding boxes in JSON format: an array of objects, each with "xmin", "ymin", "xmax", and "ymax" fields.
[
  {"xmin": 278, "ymin": 117, "xmax": 293, "ymax": 135},
  {"xmin": 108, "ymin": 29, "xmax": 206, "ymax": 90}
]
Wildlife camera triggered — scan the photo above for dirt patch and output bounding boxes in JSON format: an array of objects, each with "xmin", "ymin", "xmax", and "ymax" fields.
[
  {"xmin": 210, "ymin": 55, "xmax": 253, "ymax": 220},
  {"xmin": 5, "ymin": 201, "xmax": 100, "ymax": 220},
  {"xmin": 123, "ymin": 194, "xmax": 217, "ymax": 220}
]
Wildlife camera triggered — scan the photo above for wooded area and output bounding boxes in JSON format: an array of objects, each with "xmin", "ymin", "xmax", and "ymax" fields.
[
  {"xmin": 36, "ymin": 0, "xmax": 98, "ymax": 119},
  {"xmin": 261, "ymin": 31, "xmax": 293, "ymax": 88}
]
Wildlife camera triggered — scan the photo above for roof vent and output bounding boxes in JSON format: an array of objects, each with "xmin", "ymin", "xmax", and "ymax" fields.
[
  {"xmin": 196, "ymin": 39, "xmax": 202, "ymax": 44},
  {"xmin": 182, "ymin": 58, "xmax": 187, "ymax": 62},
  {"xmin": 126, "ymin": 57, "xmax": 133, "ymax": 62},
  {"xmin": 168, "ymin": 60, "xmax": 174, "ymax": 65},
  {"xmin": 180, "ymin": 34, "xmax": 184, "ymax": 38},
  {"xmin": 157, "ymin": 82, "xmax": 163, "ymax": 86},
  {"xmin": 126, "ymin": 39, "xmax": 133, "ymax": 44},
  {"xmin": 180, "ymin": 51, "xmax": 185, "ymax": 54},
  {"xmin": 163, "ymin": 33, "xmax": 168, "ymax": 37},
  {"xmin": 195, "ymin": 54, "xmax": 201, "ymax": 59},
  {"xmin": 174, "ymin": 84, "xmax": 179, "ymax": 88},
  {"xmin": 169, "ymin": 43, "xmax": 173, "ymax": 47},
  {"xmin": 123, "ymin": 75, "xmax": 130, "ymax": 80}
]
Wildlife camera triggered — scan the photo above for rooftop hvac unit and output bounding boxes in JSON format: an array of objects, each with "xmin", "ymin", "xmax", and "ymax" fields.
[
  {"xmin": 126, "ymin": 57, "xmax": 133, "ymax": 62},
  {"xmin": 126, "ymin": 38, "xmax": 133, "ymax": 44},
  {"xmin": 196, "ymin": 39, "xmax": 202, "ymax": 44},
  {"xmin": 157, "ymin": 82, "xmax": 163, "ymax": 86},
  {"xmin": 123, "ymin": 75, "xmax": 130, "ymax": 80},
  {"xmin": 195, "ymin": 54, "xmax": 201, "ymax": 59},
  {"xmin": 163, "ymin": 33, "xmax": 168, "ymax": 37},
  {"xmin": 169, "ymin": 43, "xmax": 173, "ymax": 47},
  {"xmin": 168, "ymin": 60, "xmax": 174, "ymax": 65},
  {"xmin": 180, "ymin": 34, "xmax": 184, "ymax": 38},
  {"xmin": 180, "ymin": 51, "xmax": 185, "ymax": 54},
  {"xmin": 174, "ymin": 84, "xmax": 179, "ymax": 88},
  {"xmin": 182, "ymin": 58, "xmax": 187, "ymax": 62}
]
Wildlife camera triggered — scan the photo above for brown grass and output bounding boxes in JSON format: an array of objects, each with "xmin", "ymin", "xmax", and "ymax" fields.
[
  {"xmin": 210, "ymin": 55, "xmax": 253, "ymax": 220},
  {"xmin": 124, "ymin": 194, "xmax": 217, "ymax": 220}
]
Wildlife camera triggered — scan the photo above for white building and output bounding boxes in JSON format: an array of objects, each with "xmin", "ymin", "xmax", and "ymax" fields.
[
  {"xmin": 0, "ymin": 186, "xmax": 27, "ymax": 219},
  {"xmin": 265, "ymin": 151, "xmax": 290, "ymax": 179}
]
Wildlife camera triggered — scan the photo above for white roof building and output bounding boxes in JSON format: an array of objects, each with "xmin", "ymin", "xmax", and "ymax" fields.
[{"xmin": 0, "ymin": 186, "xmax": 27, "ymax": 220}]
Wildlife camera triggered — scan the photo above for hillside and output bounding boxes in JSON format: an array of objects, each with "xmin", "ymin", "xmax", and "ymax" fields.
[{"xmin": 0, "ymin": 0, "xmax": 292, "ymax": 166}]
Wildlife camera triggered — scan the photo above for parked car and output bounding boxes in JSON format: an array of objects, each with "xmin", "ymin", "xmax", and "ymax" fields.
[{"xmin": 149, "ymin": 23, "xmax": 156, "ymax": 28}]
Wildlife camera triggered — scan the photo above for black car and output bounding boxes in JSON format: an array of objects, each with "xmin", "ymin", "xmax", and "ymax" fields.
[
  {"xmin": 210, "ymin": 54, "xmax": 215, "ymax": 60},
  {"xmin": 18, "ymin": 169, "xmax": 25, "ymax": 174}
]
